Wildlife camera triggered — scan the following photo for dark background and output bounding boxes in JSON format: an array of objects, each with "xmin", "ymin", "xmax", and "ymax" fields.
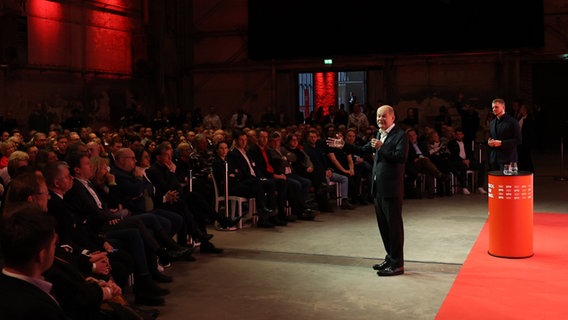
[{"xmin": 248, "ymin": 0, "xmax": 545, "ymax": 60}]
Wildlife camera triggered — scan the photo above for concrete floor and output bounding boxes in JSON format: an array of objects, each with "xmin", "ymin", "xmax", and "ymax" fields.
[{"xmin": 144, "ymin": 153, "xmax": 568, "ymax": 320}]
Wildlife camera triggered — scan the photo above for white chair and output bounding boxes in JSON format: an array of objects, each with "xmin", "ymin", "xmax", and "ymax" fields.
[
  {"xmin": 467, "ymin": 170, "xmax": 475, "ymax": 188},
  {"xmin": 211, "ymin": 167, "xmax": 256, "ymax": 229},
  {"xmin": 451, "ymin": 170, "xmax": 476, "ymax": 194},
  {"xmin": 328, "ymin": 181, "xmax": 343, "ymax": 207}
]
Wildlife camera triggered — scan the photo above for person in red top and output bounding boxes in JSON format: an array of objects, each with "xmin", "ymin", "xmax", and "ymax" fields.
[{"xmin": 0, "ymin": 140, "xmax": 16, "ymax": 169}]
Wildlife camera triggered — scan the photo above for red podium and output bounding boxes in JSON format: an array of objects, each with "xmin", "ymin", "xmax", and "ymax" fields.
[{"xmin": 487, "ymin": 171, "xmax": 534, "ymax": 258}]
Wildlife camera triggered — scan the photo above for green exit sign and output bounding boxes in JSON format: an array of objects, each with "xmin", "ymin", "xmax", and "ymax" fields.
[{"xmin": 324, "ymin": 59, "xmax": 333, "ymax": 65}]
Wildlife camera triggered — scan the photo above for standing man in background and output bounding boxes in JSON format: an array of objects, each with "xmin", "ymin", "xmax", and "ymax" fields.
[
  {"xmin": 327, "ymin": 105, "xmax": 408, "ymax": 276},
  {"xmin": 487, "ymin": 98, "xmax": 522, "ymax": 171}
]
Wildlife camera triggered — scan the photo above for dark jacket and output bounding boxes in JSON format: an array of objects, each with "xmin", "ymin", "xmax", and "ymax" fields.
[
  {"xmin": 0, "ymin": 273, "xmax": 70, "ymax": 320},
  {"xmin": 344, "ymin": 126, "xmax": 408, "ymax": 197},
  {"xmin": 489, "ymin": 113, "xmax": 522, "ymax": 165}
]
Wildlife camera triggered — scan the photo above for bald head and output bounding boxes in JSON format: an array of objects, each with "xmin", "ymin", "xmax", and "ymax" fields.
[
  {"xmin": 114, "ymin": 148, "xmax": 137, "ymax": 172},
  {"xmin": 376, "ymin": 105, "xmax": 396, "ymax": 130}
]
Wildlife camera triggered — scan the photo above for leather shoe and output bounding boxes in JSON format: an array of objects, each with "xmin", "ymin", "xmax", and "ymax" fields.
[
  {"xmin": 340, "ymin": 201, "xmax": 355, "ymax": 210},
  {"xmin": 151, "ymin": 271, "xmax": 173, "ymax": 283},
  {"xmin": 257, "ymin": 207, "xmax": 275, "ymax": 217},
  {"xmin": 166, "ymin": 246, "xmax": 192, "ymax": 259},
  {"xmin": 377, "ymin": 266, "xmax": 404, "ymax": 277},
  {"xmin": 270, "ymin": 216, "xmax": 288, "ymax": 226},
  {"xmin": 178, "ymin": 253, "xmax": 197, "ymax": 262},
  {"xmin": 131, "ymin": 306, "xmax": 160, "ymax": 320},
  {"xmin": 219, "ymin": 215, "xmax": 242, "ymax": 229},
  {"xmin": 134, "ymin": 294, "xmax": 165, "ymax": 307},
  {"xmin": 257, "ymin": 217, "xmax": 275, "ymax": 228},
  {"xmin": 372, "ymin": 260, "xmax": 390, "ymax": 271},
  {"xmin": 297, "ymin": 212, "xmax": 315, "ymax": 221},
  {"xmin": 200, "ymin": 242, "xmax": 224, "ymax": 254},
  {"xmin": 281, "ymin": 214, "xmax": 297, "ymax": 222}
]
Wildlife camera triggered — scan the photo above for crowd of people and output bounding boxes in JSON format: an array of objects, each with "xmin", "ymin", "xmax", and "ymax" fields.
[{"xmin": 0, "ymin": 96, "xmax": 533, "ymax": 318}]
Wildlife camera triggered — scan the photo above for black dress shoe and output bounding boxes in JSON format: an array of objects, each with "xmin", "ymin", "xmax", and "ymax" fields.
[
  {"xmin": 283, "ymin": 214, "xmax": 297, "ymax": 222},
  {"xmin": 297, "ymin": 210, "xmax": 316, "ymax": 221},
  {"xmin": 151, "ymin": 271, "xmax": 173, "ymax": 283},
  {"xmin": 372, "ymin": 260, "xmax": 390, "ymax": 271},
  {"xmin": 219, "ymin": 215, "xmax": 242, "ymax": 228},
  {"xmin": 131, "ymin": 306, "xmax": 160, "ymax": 320},
  {"xmin": 134, "ymin": 294, "xmax": 165, "ymax": 307},
  {"xmin": 200, "ymin": 242, "xmax": 224, "ymax": 254},
  {"xmin": 257, "ymin": 207, "xmax": 275, "ymax": 217},
  {"xmin": 166, "ymin": 246, "xmax": 192, "ymax": 259},
  {"xmin": 270, "ymin": 216, "xmax": 288, "ymax": 226},
  {"xmin": 377, "ymin": 266, "xmax": 404, "ymax": 277},
  {"xmin": 227, "ymin": 216, "xmax": 242, "ymax": 227},
  {"xmin": 257, "ymin": 217, "xmax": 275, "ymax": 228},
  {"xmin": 319, "ymin": 205, "xmax": 334, "ymax": 213},
  {"xmin": 179, "ymin": 253, "xmax": 196, "ymax": 262}
]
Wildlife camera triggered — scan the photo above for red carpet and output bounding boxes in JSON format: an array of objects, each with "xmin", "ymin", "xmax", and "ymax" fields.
[{"xmin": 436, "ymin": 213, "xmax": 568, "ymax": 320}]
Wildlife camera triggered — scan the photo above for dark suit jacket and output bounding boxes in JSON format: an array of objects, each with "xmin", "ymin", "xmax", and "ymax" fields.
[
  {"xmin": 49, "ymin": 191, "xmax": 103, "ymax": 254},
  {"xmin": 145, "ymin": 162, "xmax": 183, "ymax": 206},
  {"xmin": 447, "ymin": 139, "xmax": 473, "ymax": 162},
  {"xmin": 111, "ymin": 166, "xmax": 151, "ymax": 215},
  {"xmin": 344, "ymin": 126, "xmax": 408, "ymax": 198},
  {"xmin": 228, "ymin": 148, "xmax": 258, "ymax": 181},
  {"xmin": 248, "ymin": 144, "xmax": 272, "ymax": 179},
  {"xmin": 64, "ymin": 179, "xmax": 118, "ymax": 234},
  {"xmin": 211, "ymin": 155, "xmax": 238, "ymax": 194},
  {"xmin": 43, "ymin": 258, "xmax": 104, "ymax": 320},
  {"xmin": 489, "ymin": 113, "xmax": 522, "ymax": 165},
  {"xmin": 406, "ymin": 140, "xmax": 430, "ymax": 176},
  {"xmin": 0, "ymin": 273, "xmax": 69, "ymax": 320}
]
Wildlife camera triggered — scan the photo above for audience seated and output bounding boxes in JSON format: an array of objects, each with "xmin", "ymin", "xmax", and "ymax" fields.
[
  {"xmin": 145, "ymin": 142, "xmax": 224, "ymax": 254},
  {"xmin": 426, "ymin": 130, "xmax": 454, "ymax": 196},
  {"xmin": 0, "ymin": 203, "xmax": 70, "ymax": 319},
  {"xmin": 229, "ymin": 131, "xmax": 281, "ymax": 226},
  {"xmin": 447, "ymin": 128, "xmax": 488, "ymax": 194},
  {"xmin": 0, "ymin": 101, "xmax": 494, "ymax": 312},
  {"xmin": 405, "ymin": 128, "xmax": 446, "ymax": 199},
  {"xmin": 302, "ymin": 129, "xmax": 350, "ymax": 211},
  {"xmin": 267, "ymin": 131, "xmax": 314, "ymax": 214},
  {"xmin": 345, "ymin": 128, "xmax": 372, "ymax": 204},
  {"xmin": 326, "ymin": 130, "xmax": 358, "ymax": 209}
]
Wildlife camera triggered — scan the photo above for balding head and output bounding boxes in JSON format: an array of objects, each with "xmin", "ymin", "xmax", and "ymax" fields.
[{"xmin": 114, "ymin": 148, "xmax": 137, "ymax": 172}]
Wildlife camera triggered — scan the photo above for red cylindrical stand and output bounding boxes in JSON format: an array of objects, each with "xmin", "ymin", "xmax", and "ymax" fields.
[{"xmin": 487, "ymin": 171, "xmax": 534, "ymax": 258}]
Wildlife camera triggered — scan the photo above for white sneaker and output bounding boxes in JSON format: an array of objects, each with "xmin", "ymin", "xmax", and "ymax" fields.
[
  {"xmin": 477, "ymin": 187, "xmax": 488, "ymax": 194},
  {"xmin": 462, "ymin": 188, "xmax": 471, "ymax": 195}
]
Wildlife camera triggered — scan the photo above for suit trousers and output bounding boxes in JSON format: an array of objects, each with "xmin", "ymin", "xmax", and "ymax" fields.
[{"xmin": 373, "ymin": 194, "xmax": 404, "ymax": 268}]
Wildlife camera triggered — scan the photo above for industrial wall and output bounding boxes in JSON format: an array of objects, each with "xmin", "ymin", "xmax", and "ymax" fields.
[{"xmin": 0, "ymin": 0, "xmax": 567, "ymax": 147}]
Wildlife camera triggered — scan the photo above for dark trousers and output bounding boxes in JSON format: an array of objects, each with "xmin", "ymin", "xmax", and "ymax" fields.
[{"xmin": 373, "ymin": 195, "xmax": 404, "ymax": 268}]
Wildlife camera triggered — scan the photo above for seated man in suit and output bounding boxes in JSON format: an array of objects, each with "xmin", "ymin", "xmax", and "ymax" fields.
[
  {"xmin": 229, "ymin": 131, "xmax": 280, "ymax": 226},
  {"xmin": 145, "ymin": 142, "xmax": 224, "ymax": 254},
  {"xmin": 0, "ymin": 203, "xmax": 69, "ymax": 320},
  {"xmin": 405, "ymin": 128, "xmax": 446, "ymax": 198},
  {"xmin": 447, "ymin": 128, "xmax": 487, "ymax": 194}
]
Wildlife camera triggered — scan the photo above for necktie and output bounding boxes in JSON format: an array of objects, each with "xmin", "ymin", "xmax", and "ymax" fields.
[{"xmin": 261, "ymin": 147, "xmax": 274, "ymax": 173}]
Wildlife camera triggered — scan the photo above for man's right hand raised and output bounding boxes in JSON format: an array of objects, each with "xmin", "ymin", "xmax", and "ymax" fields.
[{"xmin": 326, "ymin": 137, "xmax": 345, "ymax": 149}]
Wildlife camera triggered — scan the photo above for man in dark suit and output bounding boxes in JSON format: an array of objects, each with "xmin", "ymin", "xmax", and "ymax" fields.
[
  {"xmin": 0, "ymin": 204, "xmax": 70, "ymax": 320},
  {"xmin": 145, "ymin": 142, "xmax": 223, "ymax": 254},
  {"xmin": 448, "ymin": 128, "xmax": 488, "ymax": 194},
  {"xmin": 405, "ymin": 128, "xmax": 445, "ymax": 198},
  {"xmin": 488, "ymin": 98, "xmax": 522, "ymax": 171},
  {"xmin": 328, "ymin": 105, "xmax": 408, "ymax": 276}
]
